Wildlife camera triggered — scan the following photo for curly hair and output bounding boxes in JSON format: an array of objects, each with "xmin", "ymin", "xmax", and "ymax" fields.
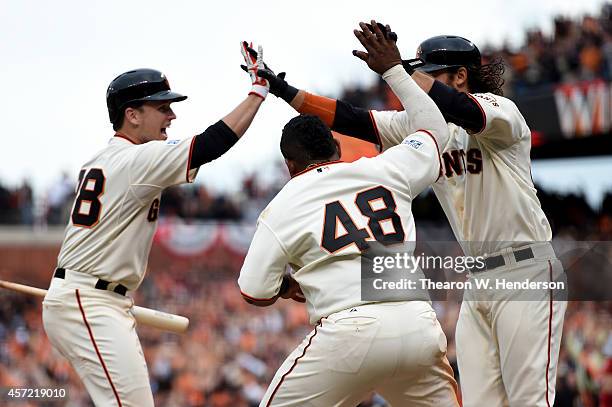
[
  {"xmin": 466, "ymin": 57, "xmax": 506, "ymax": 96},
  {"xmin": 280, "ymin": 115, "xmax": 337, "ymax": 164}
]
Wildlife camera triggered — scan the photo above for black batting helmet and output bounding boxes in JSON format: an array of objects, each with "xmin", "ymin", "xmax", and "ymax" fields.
[
  {"xmin": 404, "ymin": 35, "xmax": 481, "ymax": 73},
  {"xmin": 106, "ymin": 68, "xmax": 187, "ymax": 125}
]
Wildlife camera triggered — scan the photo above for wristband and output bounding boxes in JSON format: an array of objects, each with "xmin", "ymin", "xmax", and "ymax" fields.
[{"xmin": 249, "ymin": 84, "xmax": 269, "ymax": 100}]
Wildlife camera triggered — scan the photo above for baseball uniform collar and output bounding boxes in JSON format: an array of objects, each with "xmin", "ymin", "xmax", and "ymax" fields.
[
  {"xmin": 292, "ymin": 160, "xmax": 344, "ymax": 178},
  {"xmin": 113, "ymin": 132, "xmax": 140, "ymax": 145}
]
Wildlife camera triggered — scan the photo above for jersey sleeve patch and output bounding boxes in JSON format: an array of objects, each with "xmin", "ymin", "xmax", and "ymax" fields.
[
  {"xmin": 402, "ymin": 139, "xmax": 423, "ymax": 149},
  {"xmin": 165, "ymin": 139, "xmax": 180, "ymax": 145}
]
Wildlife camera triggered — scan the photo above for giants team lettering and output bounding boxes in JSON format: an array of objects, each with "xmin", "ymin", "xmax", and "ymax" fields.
[{"xmin": 442, "ymin": 148, "xmax": 482, "ymax": 178}]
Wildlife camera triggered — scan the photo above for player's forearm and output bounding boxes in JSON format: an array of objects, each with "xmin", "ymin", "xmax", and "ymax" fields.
[
  {"xmin": 288, "ymin": 89, "xmax": 305, "ymax": 109},
  {"xmin": 382, "ymin": 65, "xmax": 449, "ymax": 147},
  {"xmin": 238, "ymin": 273, "xmax": 293, "ymax": 307},
  {"xmin": 293, "ymin": 90, "xmax": 379, "ymax": 145},
  {"xmin": 411, "ymin": 71, "xmax": 485, "ymax": 133},
  {"xmin": 188, "ymin": 121, "xmax": 239, "ymax": 169},
  {"xmin": 239, "ymin": 286, "xmax": 282, "ymax": 307},
  {"xmin": 222, "ymin": 94, "xmax": 264, "ymax": 138},
  {"xmin": 411, "ymin": 71, "xmax": 484, "ymax": 133},
  {"xmin": 241, "ymin": 294, "xmax": 279, "ymax": 307},
  {"xmin": 268, "ymin": 70, "xmax": 379, "ymax": 144},
  {"xmin": 411, "ymin": 71, "xmax": 436, "ymax": 93},
  {"xmin": 427, "ymin": 80, "xmax": 485, "ymax": 133},
  {"xmin": 189, "ymin": 94, "xmax": 263, "ymax": 170}
]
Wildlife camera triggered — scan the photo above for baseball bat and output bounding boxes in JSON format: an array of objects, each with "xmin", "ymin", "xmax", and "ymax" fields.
[{"xmin": 0, "ymin": 280, "xmax": 189, "ymax": 334}]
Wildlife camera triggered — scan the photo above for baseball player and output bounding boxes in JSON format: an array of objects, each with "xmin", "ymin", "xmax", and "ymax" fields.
[
  {"xmin": 403, "ymin": 35, "xmax": 567, "ymax": 407},
  {"xmin": 256, "ymin": 24, "xmax": 566, "ymax": 407},
  {"xmin": 239, "ymin": 25, "xmax": 459, "ymax": 407},
  {"xmin": 42, "ymin": 43, "xmax": 270, "ymax": 406}
]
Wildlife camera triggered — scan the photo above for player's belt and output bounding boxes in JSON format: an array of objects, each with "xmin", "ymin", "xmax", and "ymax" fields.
[
  {"xmin": 53, "ymin": 268, "xmax": 128, "ymax": 296},
  {"xmin": 472, "ymin": 247, "xmax": 535, "ymax": 273}
]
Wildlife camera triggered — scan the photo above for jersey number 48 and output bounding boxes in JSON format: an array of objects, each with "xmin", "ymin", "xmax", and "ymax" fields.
[{"xmin": 321, "ymin": 186, "xmax": 405, "ymax": 253}]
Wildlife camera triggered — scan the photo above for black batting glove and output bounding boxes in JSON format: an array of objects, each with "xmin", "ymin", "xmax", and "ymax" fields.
[{"xmin": 257, "ymin": 69, "xmax": 298, "ymax": 103}]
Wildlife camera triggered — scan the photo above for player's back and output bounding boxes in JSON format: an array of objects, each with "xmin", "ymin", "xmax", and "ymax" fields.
[
  {"xmin": 240, "ymin": 134, "xmax": 459, "ymax": 406},
  {"xmin": 247, "ymin": 136, "xmax": 436, "ymax": 323}
]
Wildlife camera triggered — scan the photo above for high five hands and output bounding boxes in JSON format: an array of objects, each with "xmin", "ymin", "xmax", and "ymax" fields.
[{"xmin": 352, "ymin": 20, "xmax": 402, "ymax": 75}]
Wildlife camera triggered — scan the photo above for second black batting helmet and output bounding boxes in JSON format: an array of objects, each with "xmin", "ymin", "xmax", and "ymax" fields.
[
  {"xmin": 403, "ymin": 35, "xmax": 481, "ymax": 73},
  {"xmin": 106, "ymin": 68, "xmax": 187, "ymax": 124}
]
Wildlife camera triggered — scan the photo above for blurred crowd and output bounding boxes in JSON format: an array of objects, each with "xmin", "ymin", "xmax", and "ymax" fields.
[
  {"xmin": 342, "ymin": 3, "xmax": 612, "ymax": 108},
  {"xmin": 1, "ymin": 170, "xmax": 612, "ymax": 242},
  {"xmin": 495, "ymin": 3, "xmax": 612, "ymax": 97},
  {"xmin": 0, "ymin": 169, "xmax": 288, "ymax": 227},
  {"xmin": 0, "ymin": 180, "xmax": 34, "ymax": 225}
]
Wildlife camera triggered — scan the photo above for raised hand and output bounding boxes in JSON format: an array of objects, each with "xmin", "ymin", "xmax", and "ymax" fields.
[
  {"xmin": 239, "ymin": 46, "xmax": 297, "ymax": 102},
  {"xmin": 352, "ymin": 20, "xmax": 402, "ymax": 75},
  {"xmin": 241, "ymin": 41, "xmax": 269, "ymax": 99},
  {"xmin": 365, "ymin": 22, "xmax": 398, "ymax": 42}
]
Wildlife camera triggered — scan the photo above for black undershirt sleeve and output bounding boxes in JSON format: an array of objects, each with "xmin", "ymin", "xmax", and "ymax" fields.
[
  {"xmin": 332, "ymin": 100, "xmax": 379, "ymax": 144},
  {"xmin": 428, "ymin": 80, "xmax": 485, "ymax": 133},
  {"xmin": 189, "ymin": 120, "xmax": 239, "ymax": 169}
]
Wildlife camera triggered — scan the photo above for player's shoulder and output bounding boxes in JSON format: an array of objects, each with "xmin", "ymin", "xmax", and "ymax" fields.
[
  {"xmin": 471, "ymin": 92, "xmax": 502, "ymax": 105},
  {"xmin": 104, "ymin": 137, "xmax": 142, "ymax": 162},
  {"xmin": 255, "ymin": 189, "xmax": 290, "ymax": 231},
  {"xmin": 371, "ymin": 109, "xmax": 403, "ymax": 120},
  {"xmin": 110, "ymin": 136, "xmax": 190, "ymax": 162},
  {"xmin": 471, "ymin": 92, "xmax": 519, "ymax": 113},
  {"xmin": 262, "ymin": 173, "xmax": 311, "ymax": 215},
  {"xmin": 77, "ymin": 136, "xmax": 173, "ymax": 176},
  {"xmin": 79, "ymin": 138, "xmax": 125, "ymax": 166},
  {"xmin": 471, "ymin": 92, "xmax": 528, "ymax": 132},
  {"xmin": 79, "ymin": 136, "xmax": 142, "ymax": 173},
  {"xmin": 110, "ymin": 135, "xmax": 186, "ymax": 149}
]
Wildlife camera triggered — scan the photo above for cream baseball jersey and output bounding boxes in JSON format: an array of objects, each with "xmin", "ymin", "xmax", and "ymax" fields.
[
  {"xmin": 374, "ymin": 93, "xmax": 551, "ymax": 257},
  {"xmin": 238, "ymin": 130, "xmax": 442, "ymax": 323},
  {"xmin": 56, "ymin": 135, "xmax": 197, "ymax": 290}
]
